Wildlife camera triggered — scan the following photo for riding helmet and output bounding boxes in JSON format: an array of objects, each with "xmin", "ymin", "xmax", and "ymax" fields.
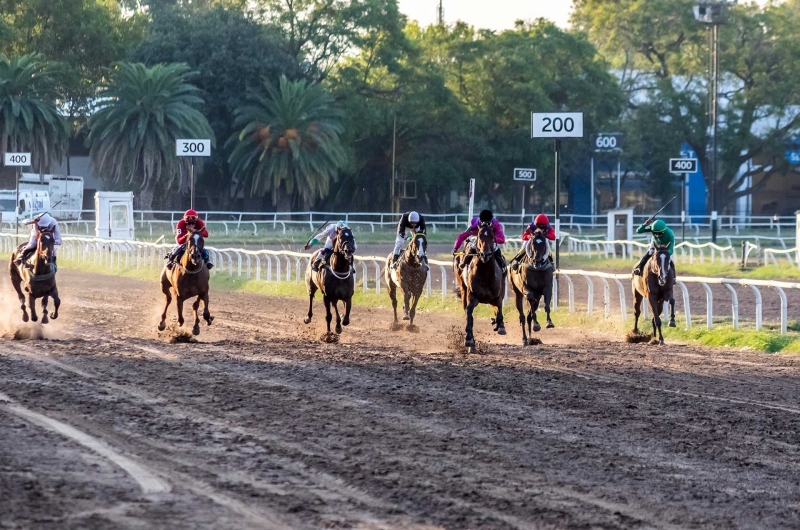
[
  {"xmin": 479, "ymin": 209, "xmax": 493, "ymax": 223},
  {"xmin": 37, "ymin": 213, "xmax": 53, "ymax": 227},
  {"xmin": 408, "ymin": 211, "xmax": 420, "ymax": 223},
  {"xmin": 652, "ymin": 219, "xmax": 667, "ymax": 234},
  {"xmin": 336, "ymin": 220, "xmax": 348, "ymax": 229},
  {"xmin": 534, "ymin": 213, "xmax": 549, "ymax": 227},
  {"xmin": 184, "ymin": 209, "xmax": 199, "ymax": 221}
]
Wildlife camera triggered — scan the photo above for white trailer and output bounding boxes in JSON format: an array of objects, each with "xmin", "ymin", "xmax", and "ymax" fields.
[
  {"xmin": 0, "ymin": 190, "xmax": 51, "ymax": 225},
  {"xmin": 20, "ymin": 173, "xmax": 84, "ymax": 220},
  {"xmin": 95, "ymin": 191, "xmax": 135, "ymax": 240}
]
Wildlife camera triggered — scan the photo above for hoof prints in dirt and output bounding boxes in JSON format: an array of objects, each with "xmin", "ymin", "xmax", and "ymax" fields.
[
  {"xmin": 169, "ymin": 331, "xmax": 197, "ymax": 344},
  {"xmin": 446, "ymin": 325, "xmax": 489, "ymax": 354},
  {"xmin": 320, "ymin": 332, "xmax": 340, "ymax": 343},
  {"xmin": 625, "ymin": 331, "xmax": 652, "ymax": 344},
  {"xmin": 528, "ymin": 337, "xmax": 543, "ymax": 345},
  {"xmin": 11, "ymin": 325, "xmax": 46, "ymax": 340}
]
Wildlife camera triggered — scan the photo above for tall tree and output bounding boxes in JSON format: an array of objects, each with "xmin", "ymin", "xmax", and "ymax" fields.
[
  {"xmin": 86, "ymin": 63, "xmax": 214, "ymax": 210},
  {"xmin": 0, "ymin": 54, "xmax": 69, "ymax": 172},
  {"xmin": 228, "ymin": 76, "xmax": 346, "ymax": 209}
]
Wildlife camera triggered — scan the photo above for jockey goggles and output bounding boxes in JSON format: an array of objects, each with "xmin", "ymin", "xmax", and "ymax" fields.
[{"xmin": 185, "ymin": 215, "xmax": 198, "ymax": 222}]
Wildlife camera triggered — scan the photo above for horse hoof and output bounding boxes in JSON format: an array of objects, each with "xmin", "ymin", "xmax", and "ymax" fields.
[
  {"xmin": 31, "ymin": 316, "xmax": 38, "ymax": 323},
  {"xmin": 533, "ymin": 323, "xmax": 541, "ymax": 332},
  {"xmin": 491, "ymin": 318, "xmax": 496, "ymax": 325},
  {"xmin": 42, "ymin": 316, "xmax": 49, "ymax": 325},
  {"xmin": 497, "ymin": 327, "xmax": 506, "ymax": 336},
  {"xmin": 546, "ymin": 322, "xmax": 555, "ymax": 329},
  {"xmin": 342, "ymin": 317, "xmax": 350, "ymax": 326},
  {"xmin": 22, "ymin": 314, "xmax": 28, "ymax": 323},
  {"xmin": 178, "ymin": 320, "xmax": 184, "ymax": 327},
  {"xmin": 467, "ymin": 345, "xmax": 476, "ymax": 354},
  {"xmin": 192, "ymin": 326, "xmax": 200, "ymax": 336},
  {"xmin": 303, "ymin": 317, "xmax": 312, "ymax": 325},
  {"xmin": 522, "ymin": 339, "xmax": 528, "ymax": 346},
  {"xmin": 464, "ymin": 339, "xmax": 475, "ymax": 348},
  {"xmin": 157, "ymin": 321, "xmax": 166, "ymax": 332},
  {"xmin": 402, "ymin": 315, "xmax": 410, "ymax": 321},
  {"xmin": 335, "ymin": 326, "xmax": 343, "ymax": 334},
  {"xmin": 50, "ymin": 313, "xmax": 58, "ymax": 320},
  {"xmin": 668, "ymin": 320, "xmax": 676, "ymax": 328}
]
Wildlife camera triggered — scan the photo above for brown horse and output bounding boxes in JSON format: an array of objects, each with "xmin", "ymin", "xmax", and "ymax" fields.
[
  {"xmin": 454, "ymin": 222, "xmax": 506, "ymax": 353},
  {"xmin": 632, "ymin": 246, "xmax": 676, "ymax": 344},
  {"xmin": 9, "ymin": 230, "xmax": 60, "ymax": 324},
  {"xmin": 159, "ymin": 231, "xmax": 213, "ymax": 335},
  {"xmin": 509, "ymin": 228, "xmax": 554, "ymax": 345},
  {"xmin": 304, "ymin": 227, "xmax": 356, "ymax": 334},
  {"xmin": 385, "ymin": 232, "xmax": 428, "ymax": 328}
]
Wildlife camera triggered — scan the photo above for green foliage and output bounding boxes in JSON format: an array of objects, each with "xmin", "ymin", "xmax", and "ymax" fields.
[
  {"xmin": 86, "ymin": 63, "xmax": 214, "ymax": 209},
  {"xmin": 228, "ymin": 76, "xmax": 347, "ymax": 209},
  {"xmin": 0, "ymin": 53, "xmax": 69, "ymax": 170}
]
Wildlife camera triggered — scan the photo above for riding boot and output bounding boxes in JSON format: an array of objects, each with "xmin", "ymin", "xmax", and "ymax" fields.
[
  {"xmin": 313, "ymin": 249, "xmax": 332, "ymax": 272},
  {"xmin": 202, "ymin": 248, "xmax": 214, "ymax": 269},
  {"xmin": 495, "ymin": 249, "xmax": 507, "ymax": 274},
  {"xmin": 510, "ymin": 248, "xmax": 526, "ymax": 270},
  {"xmin": 633, "ymin": 253, "xmax": 650, "ymax": 276},
  {"xmin": 392, "ymin": 253, "xmax": 401, "ymax": 269},
  {"xmin": 14, "ymin": 247, "xmax": 35, "ymax": 267}
]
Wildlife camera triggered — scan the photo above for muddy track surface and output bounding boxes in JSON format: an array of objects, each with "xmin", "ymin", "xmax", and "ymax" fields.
[{"xmin": 1, "ymin": 270, "xmax": 799, "ymax": 529}]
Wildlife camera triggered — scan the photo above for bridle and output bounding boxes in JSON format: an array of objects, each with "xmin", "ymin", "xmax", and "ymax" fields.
[
  {"xmin": 181, "ymin": 232, "xmax": 204, "ymax": 274},
  {"xmin": 525, "ymin": 229, "xmax": 551, "ymax": 269},
  {"xmin": 651, "ymin": 246, "xmax": 671, "ymax": 286},
  {"xmin": 405, "ymin": 233, "xmax": 426, "ymax": 265},
  {"xmin": 476, "ymin": 223, "xmax": 495, "ymax": 264}
]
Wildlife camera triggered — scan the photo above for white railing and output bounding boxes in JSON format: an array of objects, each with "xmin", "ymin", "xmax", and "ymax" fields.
[
  {"xmin": 5, "ymin": 234, "xmax": 797, "ymax": 335},
  {"xmin": 567, "ymin": 237, "xmax": 739, "ymax": 264}
]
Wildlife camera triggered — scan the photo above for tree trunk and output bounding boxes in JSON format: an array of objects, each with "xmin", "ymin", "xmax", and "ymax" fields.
[{"xmin": 139, "ymin": 182, "xmax": 155, "ymax": 219}]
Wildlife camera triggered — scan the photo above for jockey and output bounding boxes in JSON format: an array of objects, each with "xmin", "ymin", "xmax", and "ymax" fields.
[
  {"xmin": 392, "ymin": 211, "xmax": 426, "ymax": 267},
  {"xmin": 452, "ymin": 209, "xmax": 507, "ymax": 273},
  {"xmin": 510, "ymin": 213, "xmax": 555, "ymax": 270},
  {"xmin": 165, "ymin": 209, "xmax": 213, "ymax": 270},
  {"xmin": 633, "ymin": 219, "xmax": 675, "ymax": 276},
  {"xmin": 305, "ymin": 221, "xmax": 358, "ymax": 272},
  {"xmin": 15, "ymin": 212, "xmax": 62, "ymax": 266}
]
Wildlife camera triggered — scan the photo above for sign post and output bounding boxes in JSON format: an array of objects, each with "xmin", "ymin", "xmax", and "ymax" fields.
[
  {"xmin": 513, "ymin": 168, "xmax": 536, "ymax": 225},
  {"xmin": 176, "ymin": 139, "xmax": 211, "ymax": 210},
  {"xmin": 467, "ymin": 178, "xmax": 475, "ymax": 224},
  {"xmin": 590, "ymin": 133, "xmax": 625, "ymax": 213},
  {"xmin": 5, "ymin": 152, "xmax": 32, "ymax": 235},
  {"xmin": 532, "ymin": 112, "xmax": 584, "ymax": 271},
  {"xmin": 669, "ymin": 158, "xmax": 698, "ymax": 241}
]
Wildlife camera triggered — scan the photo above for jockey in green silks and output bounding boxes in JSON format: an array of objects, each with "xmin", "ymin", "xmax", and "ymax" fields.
[{"xmin": 633, "ymin": 219, "xmax": 675, "ymax": 276}]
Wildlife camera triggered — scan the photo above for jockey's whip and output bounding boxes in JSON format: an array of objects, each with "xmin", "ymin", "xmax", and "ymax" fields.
[
  {"xmin": 646, "ymin": 196, "xmax": 676, "ymax": 224},
  {"xmin": 305, "ymin": 220, "xmax": 331, "ymax": 248},
  {"xmin": 22, "ymin": 200, "xmax": 64, "ymax": 225}
]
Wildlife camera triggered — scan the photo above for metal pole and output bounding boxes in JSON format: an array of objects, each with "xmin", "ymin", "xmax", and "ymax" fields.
[
  {"xmin": 616, "ymin": 157, "xmax": 621, "ymax": 209},
  {"xmin": 590, "ymin": 156, "xmax": 595, "ymax": 220},
  {"xmin": 711, "ymin": 22, "xmax": 719, "ymax": 243},
  {"xmin": 554, "ymin": 139, "xmax": 561, "ymax": 270},
  {"xmin": 190, "ymin": 157, "xmax": 195, "ymax": 210},
  {"xmin": 521, "ymin": 184, "xmax": 525, "ymax": 225},
  {"xmin": 15, "ymin": 166, "xmax": 19, "ymax": 235},
  {"xmin": 391, "ymin": 115, "xmax": 396, "ymax": 214},
  {"xmin": 681, "ymin": 173, "xmax": 686, "ymax": 242}
]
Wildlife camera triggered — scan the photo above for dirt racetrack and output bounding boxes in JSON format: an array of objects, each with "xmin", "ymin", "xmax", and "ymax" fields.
[{"xmin": 1, "ymin": 270, "xmax": 800, "ymax": 529}]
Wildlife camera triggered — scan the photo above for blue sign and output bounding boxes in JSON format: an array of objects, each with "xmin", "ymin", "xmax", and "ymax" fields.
[{"xmin": 785, "ymin": 150, "xmax": 800, "ymax": 165}]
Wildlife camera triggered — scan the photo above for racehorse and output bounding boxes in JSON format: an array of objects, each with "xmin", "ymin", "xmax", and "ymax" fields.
[
  {"xmin": 632, "ymin": 246, "xmax": 676, "ymax": 344},
  {"xmin": 9, "ymin": 230, "xmax": 60, "ymax": 324},
  {"xmin": 159, "ymin": 231, "xmax": 213, "ymax": 335},
  {"xmin": 304, "ymin": 226, "xmax": 356, "ymax": 334},
  {"xmin": 454, "ymin": 222, "xmax": 506, "ymax": 353},
  {"xmin": 509, "ymin": 228, "xmax": 554, "ymax": 345},
  {"xmin": 385, "ymin": 232, "xmax": 428, "ymax": 328}
]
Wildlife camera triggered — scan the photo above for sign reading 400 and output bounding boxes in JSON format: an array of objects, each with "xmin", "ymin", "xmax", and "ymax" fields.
[
  {"xmin": 176, "ymin": 139, "xmax": 211, "ymax": 157},
  {"xmin": 4, "ymin": 152, "xmax": 31, "ymax": 166}
]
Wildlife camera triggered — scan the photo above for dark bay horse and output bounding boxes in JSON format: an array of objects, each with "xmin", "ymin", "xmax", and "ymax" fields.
[
  {"xmin": 159, "ymin": 232, "xmax": 213, "ymax": 335},
  {"xmin": 304, "ymin": 227, "xmax": 356, "ymax": 334},
  {"xmin": 632, "ymin": 246, "xmax": 676, "ymax": 344},
  {"xmin": 454, "ymin": 222, "xmax": 505, "ymax": 353},
  {"xmin": 9, "ymin": 231, "xmax": 60, "ymax": 323},
  {"xmin": 385, "ymin": 232, "xmax": 428, "ymax": 328},
  {"xmin": 509, "ymin": 229, "xmax": 554, "ymax": 345}
]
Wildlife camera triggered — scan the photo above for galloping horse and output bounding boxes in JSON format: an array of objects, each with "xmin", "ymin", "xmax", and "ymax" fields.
[
  {"xmin": 632, "ymin": 246, "xmax": 676, "ymax": 344},
  {"xmin": 304, "ymin": 227, "xmax": 356, "ymax": 334},
  {"xmin": 159, "ymin": 231, "xmax": 213, "ymax": 335},
  {"xmin": 454, "ymin": 222, "xmax": 506, "ymax": 353},
  {"xmin": 385, "ymin": 232, "xmax": 428, "ymax": 328},
  {"xmin": 509, "ymin": 228, "xmax": 554, "ymax": 345},
  {"xmin": 9, "ymin": 230, "xmax": 60, "ymax": 323}
]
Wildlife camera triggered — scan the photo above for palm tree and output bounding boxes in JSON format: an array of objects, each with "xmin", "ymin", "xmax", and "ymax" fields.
[
  {"xmin": 86, "ymin": 63, "xmax": 214, "ymax": 211},
  {"xmin": 228, "ymin": 76, "xmax": 347, "ymax": 209},
  {"xmin": 0, "ymin": 54, "xmax": 69, "ymax": 172}
]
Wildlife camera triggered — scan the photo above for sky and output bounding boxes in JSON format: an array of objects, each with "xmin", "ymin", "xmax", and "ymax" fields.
[{"xmin": 397, "ymin": 0, "xmax": 775, "ymax": 31}]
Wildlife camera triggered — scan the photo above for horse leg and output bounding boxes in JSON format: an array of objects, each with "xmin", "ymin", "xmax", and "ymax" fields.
[
  {"xmin": 668, "ymin": 295, "xmax": 676, "ymax": 327},
  {"xmin": 408, "ymin": 293, "xmax": 420, "ymax": 327},
  {"xmin": 388, "ymin": 282, "xmax": 398, "ymax": 324},
  {"xmin": 402, "ymin": 291, "xmax": 411, "ymax": 321},
  {"xmin": 191, "ymin": 297, "xmax": 201, "ymax": 336},
  {"xmin": 49, "ymin": 286, "xmax": 60, "ymax": 320},
  {"xmin": 633, "ymin": 290, "xmax": 642, "ymax": 334},
  {"xmin": 342, "ymin": 298, "xmax": 351, "ymax": 327},
  {"xmin": 202, "ymin": 292, "xmax": 213, "ymax": 325},
  {"xmin": 494, "ymin": 297, "xmax": 506, "ymax": 335},
  {"xmin": 544, "ymin": 282, "xmax": 554, "ymax": 329},
  {"xmin": 176, "ymin": 296, "xmax": 185, "ymax": 327},
  {"xmin": 465, "ymin": 294, "xmax": 477, "ymax": 352},
  {"xmin": 322, "ymin": 295, "xmax": 333, "ymax": 334},
  {"xmin": 649, "ymin": 294, "xmax": 663, "ymax": 344},
  {"xmin": 41, "ymin": 295, "xmax": 49, "ymax": 325},
  {"xmin": 11, "ymin": 272, "xmax": 28, "ymax": 322},
  {"xmin": 158, "ymin": 273, "xmax": 171, "ymax": 331},
  {"xmin": 304, "ymin": 283, "xmax": 317, "ymax": 325},
  {"xmin": 27, "ymin": 292, "xmax": 37, "ymax": 322},
  {"xmin": 514, "ymin": 289, "xmax": 527, "ymax": 346},
  {"xmin": 333, "ymin": 300, "xmax": 343, "ymax": 334},
  {"xmin": 529, "ymin": 293, "xmax": 540, "ymax": 332}
]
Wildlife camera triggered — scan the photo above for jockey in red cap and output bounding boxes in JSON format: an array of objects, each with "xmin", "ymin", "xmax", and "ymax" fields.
[
  {"xmin": 510, "ymin": 213, "xmax": 556, "ymax": 270},
  {"xmin": 165, "ymin": 209, "xmax": 213, "ymax": 270}
]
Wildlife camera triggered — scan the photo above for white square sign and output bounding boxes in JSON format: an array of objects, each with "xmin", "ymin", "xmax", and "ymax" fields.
[
  {"xmin": 176, "ymin": 139, "xmax": 211, "ymax": 157},
  {"xmin": 531, "ymin": 112, "xmax": 584, "ymax": 138},
  {"xmin": 4, "ymin": 152, "xmax": 31, "ymax": 166}
]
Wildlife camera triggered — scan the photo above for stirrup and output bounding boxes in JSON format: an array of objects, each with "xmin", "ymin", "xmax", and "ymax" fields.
[
  {"xmin": 633, "ymin": 267, "xmax": 642, "ymax": 276},
  {"xmin": 206, "ymin": 262, "xmax": 214, "ymax": 270}
]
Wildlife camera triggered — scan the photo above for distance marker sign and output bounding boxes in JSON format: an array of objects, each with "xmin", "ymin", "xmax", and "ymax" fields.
[
  {"xmin": 176, "ymin": 139, "xmax": 211, "ymax": 157},
  {"xmin": 531, "ymin": 112, "xmax": 583, "ymax": 138},
  {"xmin": 669, "ymin": 158, "xmax": 698, "ymax": 173},
  {"xmin": 513, "ymin": 168, "xmax": 536, "ymax": 181},
  {"xmin": 4, "ymin": 152, "xmax": 31, "ymax": 166}
]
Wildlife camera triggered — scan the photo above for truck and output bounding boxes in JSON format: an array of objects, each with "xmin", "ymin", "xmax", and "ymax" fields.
[
  {"xmin": 19, "ymin": 173, "xmax": 84, "ymax": 220},
  {"xmin": 0, "ymin": 190, "xmax": 51, "ymax": 225}
]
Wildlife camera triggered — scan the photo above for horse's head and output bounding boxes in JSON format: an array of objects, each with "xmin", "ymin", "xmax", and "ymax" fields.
[
  {"xmin": 407, "ymin": 233, "xmax": 427, "ymax": 265},
  {"xmin": 527, "ymin": 229, "xmax": 550, "ymax": 267},
  {"xmin": 651, "ymin": 246, "xmax": 672, "ymax": 287},
  {"xmin": 476, "ymin": 222, "xmax": 495, "ymax": 264},
  {"xmin": 36, "ymin": 228, "xmax": 55, "ymax": 266},
  {"xmin": 186, "ymin": 231, "xmax": 205, "ymax": 266},
  {"xmin": 335, "ymin": 226, "xmax": 356, "ymax": 261}
]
